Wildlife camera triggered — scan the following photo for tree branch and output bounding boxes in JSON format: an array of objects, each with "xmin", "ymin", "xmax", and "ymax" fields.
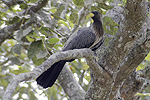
[
  {"xmin": 58, "ymin": 66, "xmax": 86, "ymax": 100},
  {"xmin": 3, "ymin": 48, "xmax": 107, "ymax": 100},
  {"xmin": 120, "ymin": 65, "xmax": 150, "ymax": 100},
  {"xmin": 71, "ymin": 7, "xmax": 89, "ymax": 33},
  {"xmin": 25, "ymin": 0, "xmax": 48, "ymax": 15},
  {"xmin": 110, "ymin": 29, "xmax": 150, "ymax": 99},
  {"xmin": 120, "ymin": 71, "xmax": 143, "ymax": 100},
  {"xmin": 2, "ymin": 0, "xmax": 25, "ymax": 6},
  {"xmin": 125, "ymin": 0, "xmax": 147, "ymax": 32}
]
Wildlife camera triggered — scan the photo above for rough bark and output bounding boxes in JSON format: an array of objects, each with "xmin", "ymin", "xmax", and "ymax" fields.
[
  {"xmin": 120, "ymin": 65, "xmax": 150, "ymax": 100},
  {"xmin": 85, "ymin": 0, "xmax": 148, "ymax": 100},
  {"xmin": 58, "ymin": 66, "xmax": 86, "ymax": 100}
]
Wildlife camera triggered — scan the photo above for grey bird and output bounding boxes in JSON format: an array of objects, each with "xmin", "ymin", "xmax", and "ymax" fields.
[{"xmin": 36, "ymin": 11, "xmax": 104, "ymax": 88}]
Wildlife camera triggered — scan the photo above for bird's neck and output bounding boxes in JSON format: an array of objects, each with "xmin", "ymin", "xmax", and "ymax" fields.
[{"xmin": 92, "ymin": 21, "xmax": 104, "ymax": 38}]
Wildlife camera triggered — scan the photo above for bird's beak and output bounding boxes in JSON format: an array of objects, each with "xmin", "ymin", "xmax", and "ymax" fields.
[{"xmin": 90, "ymin": 13, "xmax": 94, "ymax": 17}]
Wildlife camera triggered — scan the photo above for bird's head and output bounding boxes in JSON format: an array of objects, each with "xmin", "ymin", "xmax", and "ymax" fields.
[{"xmin": 90, "ymin": 11, "xmax": 102, "ymax": 22}]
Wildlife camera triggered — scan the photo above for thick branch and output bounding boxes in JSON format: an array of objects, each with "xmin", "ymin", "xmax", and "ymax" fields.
[
  {"xmin": 110, "ymin": 30, "xmax": 150, "ymax": 99},
  {"xmin": 3, "ymin": 48, "xmax": 106, "ymax": 100},
  {"xmin": 102, "ymin": 0, "xmax": 147, "ymax": 73},
  {"xmin": 58, "ymin": 66, "xmax": 86, "ymax": 100},
  {"xmin": 125, "ymin": 0, "xmax": 146, "ymax": 32},
  {"xmin": 86, "ymin": 0, "xmax": 147, "ymax": 99},
  {"xmin": 120, "ymin": 65, "xmax": 150, "ymax": 100},
  {"xmin": 120, "ymin": 72, "xmax": 143, "ymax": 100}
]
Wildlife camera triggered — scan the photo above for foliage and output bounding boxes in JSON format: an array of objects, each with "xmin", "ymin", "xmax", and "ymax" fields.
[{"xmin": 0, "ymin": 0, "xmax": 150, "ymax": 100}]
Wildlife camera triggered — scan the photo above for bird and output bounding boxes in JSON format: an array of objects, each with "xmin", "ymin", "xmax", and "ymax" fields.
[{"xmin": 36, "ymin": 11, "xmax": 104, "ymax": 88}]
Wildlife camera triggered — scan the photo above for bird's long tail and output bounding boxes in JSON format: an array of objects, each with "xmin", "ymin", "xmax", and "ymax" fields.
[{"xmin": 36, "ymin": 60, "xmax": 66, "ymax": 88}]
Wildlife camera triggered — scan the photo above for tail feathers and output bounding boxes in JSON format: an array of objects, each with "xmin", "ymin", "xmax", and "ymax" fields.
[{"xmin": 36, "ymin": 60, "xmax": 66, "ymax": 88}]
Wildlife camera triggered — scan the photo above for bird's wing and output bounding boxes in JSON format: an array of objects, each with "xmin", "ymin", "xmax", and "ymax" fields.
[
  {"xmin": 90, "ymin": 36, "xmax": 105, "ymax": 51},
  {"xmin": 63, "ymin": 27, "xmax": 96, "ymax": 51}
]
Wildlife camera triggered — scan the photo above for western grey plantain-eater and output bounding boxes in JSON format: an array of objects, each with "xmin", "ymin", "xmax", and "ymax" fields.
[{"xmin": 36, "ymin": 11, "xmax": 104, "ymax": 88}]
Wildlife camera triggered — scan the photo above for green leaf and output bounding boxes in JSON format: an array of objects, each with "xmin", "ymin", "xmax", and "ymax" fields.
[
  {"xmin": 12, "ymin": 44, "xmax": 22, "ymax": 55},
  {"xmin": 23, "ymin": 26, "xmax": 33, "ymax": 37},
  {"xmin": 1, "ymin": 79, "xmax": 8, "ymax": 87},
  {"xmin": 58, "ymin": 20, "xmax": 69, "ymax": 27},
  {"xmin": 98, "ymin": 3, "xmax": 113, "ymax": 10},
  {"xmin": 47, "ymin": 86, "xmax": 58, "ymax": 100},
  {"xmin": 10, "ymin": 57, "xmax": 21, "ymax": 65},
  {"xmin": 33, "ymin": 30, "xmax": 41, "ymax": 39},
  {"xmin": 84, "ymin": 74, "xmax": 91, "ymax": 82},
  {"xmin": 103, "ymin": 16, "xmax": 118, "ymax": 26},
  {"xmin": 15, "ymin": 29, "xmax": 23, "ymax": 40},
  {"xmin": 56, "ymin": 5, "xmax": 65, "ymax": 14},
  {"xmin": 82, "ymin": 63, "xmax": 89, "ymax": 70},
  {"xmin": 49, "ymin": 38, "xmax": 59, "ymax": 44},
  {"xmin": 15, "ymin": 25, "xmax": 31, "ymax": 41},
  {"xmin": 27, "ymin": 40, "xmax": 43, "ymax": 59},
  {"xmin": 20, "ymin": 3, "xmax": 28, "ymax": 9},
  {"xmin": 28, "ymin": 90, "xmax": 38, "ymax": 100},
  {"xmin": 49, "ymin": 8, "xmax": 57, "ymax": 13},
  {"xmin": 54, "ymin": 44, "xmax": 63, "ymax": 50},
  {"xmin": 26, "ymin": 35, "xmax": 35, "ymax": 42},
  {"xmin": 32, "ymin": 56, "xmax": 44, "ymax": 66},
  {"xmin": 73, "ymin": 0, "xmax": 84, "ymax": 6},
  {"xmin": 135, "ymin": 92, "xmax": 150, "ymax": 96},
  {"xmin": 145, "ymin": 53, "xmax": 150, "ymax": 61},
  {"xmin": 8, "ymin": 16, "xmax": 21, "ymax": 24},
  {"xmin": 103, "ymin": 16, "xmax": 119, "ymax": 35},
  {"xmin": 66, "ymin": 15, "xmax": 74, "ymax": 28},
  {"xmin": 29, "ymin": 0, "xmax": 38, "ymax": 3},
  {"xmin": 70, "ymin": 12, "xmax": 78, "ymax": 24},
  {"xmin": 91, "ymin": 6, "xmax": 102, "ymax": 14},
  {"xmin": 8, "ymin": 39, "xmax": 17, "ymax": 47},
  {"xmin": 137, "ymin": 63, "xmax": 145, "ymax": 71},
  {"xmin": 36, "ymin": 50, "xmax": 48, "ymax": 59},
  {"xmin": 10, "ymin": 66, "xmax": 29, "ymax": 75},
  {"xmin": 51, "ymin": 13, "xmax": 63, "ymax": 20}
]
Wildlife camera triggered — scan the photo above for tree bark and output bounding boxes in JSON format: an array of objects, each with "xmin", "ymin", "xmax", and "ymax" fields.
[{"xmin": 85, "ymin": 0, "xmax": 149, "ymax": 99}]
